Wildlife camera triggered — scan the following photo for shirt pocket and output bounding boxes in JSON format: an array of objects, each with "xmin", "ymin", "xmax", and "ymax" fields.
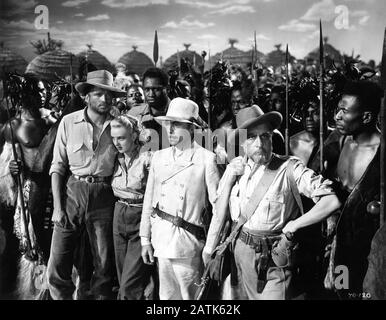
[
  {"xmin": 68, "ymin": 143, "xmax": 86, "ymax": 166},
  {"xmin": 259, "ymin": 192, "xmax": 285, "ymax": 225}
]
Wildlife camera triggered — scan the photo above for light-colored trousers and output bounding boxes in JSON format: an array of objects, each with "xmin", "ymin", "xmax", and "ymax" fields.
[
  {"xmin": 157, "ymin": 256, "xmax": 203, "ymax": 300},
  {"xmin": 233, "ymin": 238, "xmax": 293, "ymax": 300}
]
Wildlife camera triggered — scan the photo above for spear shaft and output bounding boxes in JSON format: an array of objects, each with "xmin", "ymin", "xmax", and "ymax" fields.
[
  {"xmin": 319, "ymin": 20, "xmax": 325, "ymax": 172},
  {"xmin": 69, "ymin": 53, "xmax": 74, "ymax": 98},
  {"xmin": 2, "ymin": 76, "xmax": 33, "ymax": 252},
  {"xmin": 380, "ymin": 27, "xmax": 386, "ymax": 226},
  {"xmin": 177, "ymin": 49, "xmax": 181, "ymax": 78},
  {"xmin": 208, "ymin": 48, "xmax": 212, "ymax": 130},
  {"xmin": 285, "ymin": 44, "xmax": 289, "ymax": 156}
]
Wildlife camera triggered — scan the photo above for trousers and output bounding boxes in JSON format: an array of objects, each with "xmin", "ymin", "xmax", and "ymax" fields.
[
  {"xmin": 47, "ymin": 176, "xmax": 115, "ymax": 300},
  {"xmin": 233, "ymin": 238, "xmax": 292, "ymax": 300},
  {"xmin": 113, "ymin": 202, "xmax": 151, "ymax": 300},
  {"xmin": 157, "ymin": 256, "xmax": 203, "ymax": 300}
]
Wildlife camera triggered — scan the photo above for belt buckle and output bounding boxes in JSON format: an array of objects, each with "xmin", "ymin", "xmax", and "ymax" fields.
[
  {"xmin": 172, "ymin": 216, "xmax": 183, "ymax": 227},
  {"xmin": 85, "ymin": 176, "xmax": 95, "ymax": 183}
]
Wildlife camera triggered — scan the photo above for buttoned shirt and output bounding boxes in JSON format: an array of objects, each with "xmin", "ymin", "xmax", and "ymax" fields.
[
  {"xmin": 139, "ymin": 141, "xmax": 220, "ymax": 258},
  {"xmin": 111, "ymin": 150, "xmax": 153, "ymax": 205},
  {"xmin": 49, "ymin": 108, "xmax": 117, "ymax": 177},
  {"xmin": 204, "ymin": 155, "xmax": 335, "ymax": 254}
]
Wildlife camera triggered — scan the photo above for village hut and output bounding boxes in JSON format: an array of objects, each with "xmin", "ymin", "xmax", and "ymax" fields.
[
  {"xmin": 0, "ymin": 43, "xmax": 28, "ymax": 79},
  {"xmin": 117, "ymin": 46, "xmax": 154, "ymax": 77},
  {"xmin": 162, "ymin": 44, "xmax": 204, "ymax": 72},
  {"xmin": 76, "ymin": 44, "xmax": 114, "ymax": 73},
  {"xmin": 265, "ymin": 44, "xmax": 296, "ymax": 69},
  {"xmin": 305, "ymin": 37, "xmax": 343, "ymax": 68},
  {"xmin": 25, "ymin": 48, "xmax": 79, "ymax": 81}
]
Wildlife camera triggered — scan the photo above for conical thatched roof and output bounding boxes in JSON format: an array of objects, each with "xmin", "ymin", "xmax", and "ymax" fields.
[
  {"xmin": 305, "ymin": 37, "xmax": 343, "ymax": 67},
  {"xmin": 117, "ymin": 46, "xmax": 154, "ymax": 77},
  {"xmin": 77, "ymin": 44, "xmax": 114, "ymax": 73},
  {"xmin": 265, "ymin": 44, "xmax": 296, "ymax": 68},
  {"xmin": 25, "ymin": 49, "xmax": 80, "ymax": 81},
  {"xmin": 163, "ymin": 44, "xmax": 204, "ymax": 72},
  {"xmin": 205, "ymin": 39, "xmax": 264, "ymax": 70},
  {"xmin": 0, "ymin": 43, "xmax": 28, "ymax": 79}
]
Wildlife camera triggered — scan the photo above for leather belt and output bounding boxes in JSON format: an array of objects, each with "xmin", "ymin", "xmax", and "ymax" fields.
[
  {"xmin": 72, "ymin": 175, "xmax": 111, "ymax": 183},
  {"xmin": 154, "ymin": 206, "xmax": 205, "ymax": 241},
  {"xmin": 118, "ymin": 198, "xmax": 143, "ymax": 205},
  {"xmin": 238, "ymin": 229, "xmax": 282, "ymax": 294},
  {"xmin": 238, "ymin": 230, "xmax": 281, "ymax": 251}
]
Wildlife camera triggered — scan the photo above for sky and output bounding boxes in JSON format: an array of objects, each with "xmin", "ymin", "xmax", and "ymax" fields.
[{"xmin": 1, "ymin": 0, "xmax": 385, "ymax": 66}]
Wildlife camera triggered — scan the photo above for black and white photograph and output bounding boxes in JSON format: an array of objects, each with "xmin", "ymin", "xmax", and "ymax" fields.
[{"xmin": 0, "ymin": 0, "xmax": 385, "ymax": 313}]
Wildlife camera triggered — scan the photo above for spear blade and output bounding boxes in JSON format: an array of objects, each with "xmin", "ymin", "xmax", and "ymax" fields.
[
  {"xmin": 319, "ymin": 20, "xmax": 325, "ymax": 172},
  {"xmin": 380, "ymin": 27, "xmax": 386, "ymax": 225},
  {"xmin": 285, "ymin": 44, "xmax": 289, "ymax": 156},
  {"xmin": 153, "ymin": 30, "xmax": 159, "ymax": 66}
]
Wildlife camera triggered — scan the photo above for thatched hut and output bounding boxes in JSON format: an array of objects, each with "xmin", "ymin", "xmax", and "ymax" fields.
[
  {"xmin": 205, "ymin": 39, "xmax": 265, "ymax": 71},
  {"xmin": 265, "ymin": 44, "xmax": 296, "ymax": 68},
  {"xmin": 162, "ymin": 44, "xmax": 204, "ymax": 72},
  {"xmin": 25, "ymin": 49, "xmax": 79, "ymax": 81},
  {"xmin": 117, "ymin": 46, "xmax": 154, "ymax": 77},
  {"xmin": 305, "ymin": 37, "xmax": 343, "ymax": 68},
  {"xmin": 77, "ymin": 44, "xmax": 114, "ymax": 73},
  {"xmin": 0, "ymin": 43, "xmax": 28, "ymax": 79}
]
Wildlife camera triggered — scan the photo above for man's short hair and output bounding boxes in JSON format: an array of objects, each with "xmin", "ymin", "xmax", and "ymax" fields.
[
  {"xmin": 342, "ymin": 80, "xmax": 383, "ymax": 115},
  {"xmin": 142, "ymin": 67, "xmax": 169, "ymax": 87}
]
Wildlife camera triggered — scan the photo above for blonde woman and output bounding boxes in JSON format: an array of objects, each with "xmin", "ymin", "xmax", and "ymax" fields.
[{"xmin": 110, "ymin": 114, "xmax": 153, "ymax": 300}]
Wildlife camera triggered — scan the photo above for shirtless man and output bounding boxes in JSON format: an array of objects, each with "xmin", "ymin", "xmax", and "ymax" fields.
[
  {"xmin": 326, "ymin": 80, "xmax": 382, "ymax": 299},
  {"xmin": 290, "ymin": 100, "xmax": 331, "ymax": 171}
]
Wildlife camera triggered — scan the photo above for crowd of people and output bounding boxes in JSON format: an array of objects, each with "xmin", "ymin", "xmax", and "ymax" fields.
[{"xmin": 0, "ymin": 55, "xmax": 385, "ymax": 300}]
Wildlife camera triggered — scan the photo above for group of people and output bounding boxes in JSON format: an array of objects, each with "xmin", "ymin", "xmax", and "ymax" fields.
[{"xmin": 0, "ymin": 62, "xmax": 384, "ymax": 300}]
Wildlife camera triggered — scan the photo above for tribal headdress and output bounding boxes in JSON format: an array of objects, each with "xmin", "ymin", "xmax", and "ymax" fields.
[
  {"xmin": 204, "ymin": 60, "xmax": 233, "ymax": 129},
  {"xmin": 3, "ymin": 73, "xmax": 42, "ymax": 119}
]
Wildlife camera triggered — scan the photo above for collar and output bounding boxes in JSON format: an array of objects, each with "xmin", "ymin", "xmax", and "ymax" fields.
[
  {"xmin": 172, "ymin": 141, "xmax": 197, "ymax": 161},
  {"xmin": 146, "ymin": 98, "xmax": 170, "ymax": 117},
  {"xmin": 74, "ymin": 107, "xmax": 113, "ymax": 125}
]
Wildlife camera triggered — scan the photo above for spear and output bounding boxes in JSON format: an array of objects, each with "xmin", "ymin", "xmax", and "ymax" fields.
[
  {"xmin": 208, "ymin": 48, "xmax": 212, "ymax": 130},
  {"xmin": 153, "ymin": 30, "xmax": 159, "ymax": 67},
  {"xmin": 380, "ymin": 27, "xmax": 386, "ymax": 226},
  {"xmin": 319, "ymin": 20, "xmax": 325, "ymax": 172},
  {"xmin": 1, "ymin": 74, "xmax": 33, "ymax": 254},
  {"xmin": 251, "ymin": 31, "xmax": 255, "ymax": 77},
  {"xmin": 69, "ymin": 53, "xmax": 74, "ymax": 98},
  {"xmin": 177, "ymin": 49, "xmax": 181, "ymax": 78},
  {"xmin": 285, "ymin": 44, "xmax": 290, "ymax": 155}
]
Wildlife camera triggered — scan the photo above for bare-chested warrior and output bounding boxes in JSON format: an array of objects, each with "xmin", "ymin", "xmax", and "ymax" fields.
[
  {"xmin": 325, "ymin": 80, "xmax": 382, "ymax": 299},
  {"xmin": 290, "ymin": 100, "xmax": 332, "ymax": 172}
]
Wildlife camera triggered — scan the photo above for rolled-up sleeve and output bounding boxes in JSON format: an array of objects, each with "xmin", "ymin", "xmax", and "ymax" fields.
[
  {"xmin": 291, "ymin": 157, "xmax": 335, "ymax": 203},
  {"xmin": 49, "ymin": 119, "xmax": 68, "ymax": 176}
]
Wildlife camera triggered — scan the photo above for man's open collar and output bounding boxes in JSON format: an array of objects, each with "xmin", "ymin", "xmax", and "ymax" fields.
[{"xmin": 74, "ymin": 107, "xmax": 113, "ymax": 125}]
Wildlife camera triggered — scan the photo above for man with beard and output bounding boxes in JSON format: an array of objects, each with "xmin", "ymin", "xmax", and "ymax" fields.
[
  {"xmin": 324, "ymin": 80, "xmax": 382, "ymax": 299},
  {"xmin": 128, "ymin": 68, "xmax": 170, "ymax": 150},
  {"xmin": 140, "ymin": 98, "xmax": 220, "ymax": 299},
  {"xmin": 203, "ymin": 106, "xmax": 340, "ymax": 299},
  {"xmin": 46, "ymin": 70, "xmax": 126, "ymax": 300}
]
